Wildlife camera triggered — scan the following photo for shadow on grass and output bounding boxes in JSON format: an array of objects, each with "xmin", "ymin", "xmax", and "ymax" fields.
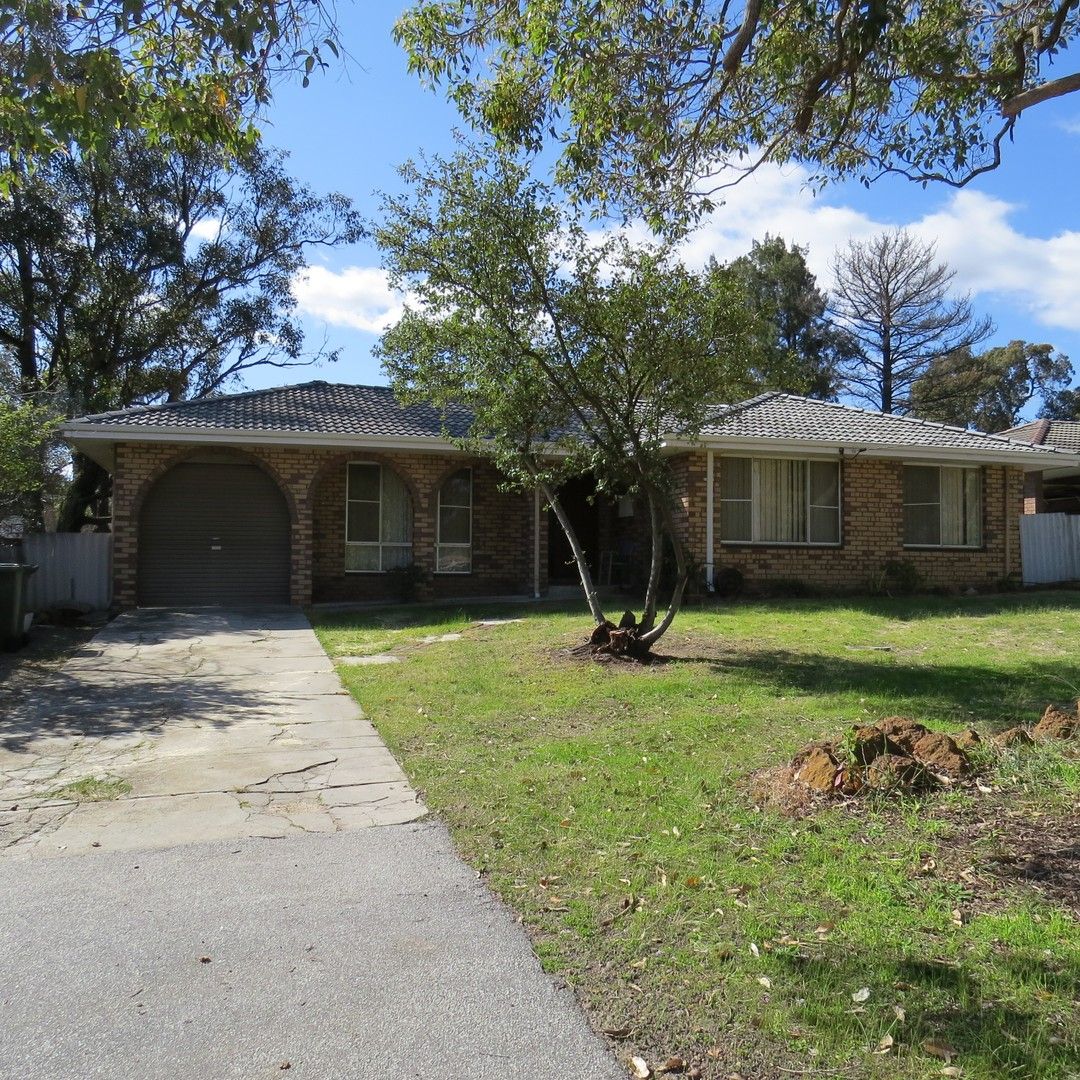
[
  {"xmin": 672, "ymin": 648, "xmax": 1079, "ymax": 729},
  {"xmin": 689, "ymin": 589, "xmax": 1080, "ymax": 623},
  {"xmin": 773, "ymin": 949, "xmax": 1080, "ymax": 1076}
]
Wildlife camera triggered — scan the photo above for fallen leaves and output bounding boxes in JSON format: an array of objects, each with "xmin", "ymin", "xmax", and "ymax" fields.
[
  {"xmin": 873, "ymin": 1034, "xmax": 894, "ymax": 1055},
  {"xmin": 630, "ymin": 1055, "xmax": 651, "ymax": 1078},
  {"xmin": 851, "ymin": 986, "xmax": 871, "ymax": 1004},
  {"xmin": 922, "ymin": 1037, "xmax": 959, "ymax": 1062}
]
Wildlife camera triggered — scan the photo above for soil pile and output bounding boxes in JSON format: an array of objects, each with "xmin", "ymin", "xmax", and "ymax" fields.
[{"xmin": 753, "ymin": 702, "xmax": 1079, "ymax": 810}]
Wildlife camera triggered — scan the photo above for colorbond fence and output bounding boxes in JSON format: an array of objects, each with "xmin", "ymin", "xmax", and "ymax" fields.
[
  {"xmin": 15, "ymin": 533, "xmax": 114, "ymax": 610},
  {"xmin": 1019, "ymin": 513, "xmax": 1080, "ymax": 585}
]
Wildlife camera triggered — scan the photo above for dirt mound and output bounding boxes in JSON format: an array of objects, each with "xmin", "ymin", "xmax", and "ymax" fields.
[
  {"xmin": 765, "ymin": 702, "xmax": 1079, "ymax": 810},
  {"xmin": 1033, "ymin": 704, "xmax": 1078, "ymax": 742}
]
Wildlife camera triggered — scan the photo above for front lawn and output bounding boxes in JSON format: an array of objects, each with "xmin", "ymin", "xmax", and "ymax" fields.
[{"xmin": 313, "ymin": 594, "xmax": 1080, "ymax": 1080}]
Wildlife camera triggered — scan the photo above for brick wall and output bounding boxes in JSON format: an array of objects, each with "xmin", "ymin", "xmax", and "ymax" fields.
[
  {"xmin": 110, "ymin": 440, "xmax": 1025, "ymax": 607},
  {"xmin": 112, "ymin": 442, "xmax": 538, "ymax": 607},
  {"xmin": 670, "ymin": 452, "xmax": 1023, "ymax": 592}
]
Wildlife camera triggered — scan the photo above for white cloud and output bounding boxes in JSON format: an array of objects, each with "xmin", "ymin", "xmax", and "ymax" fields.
[
  {"xmin": 293, "ymin": 164, "xmax": 1080, "ymax": 339},
  {"xmin": 668, "ymin": 163, "xmax": 1080, "ymax": 333},
  {"xmin": 188, "ymin": 217, "xmax": 223, "ymax": 242},
  {"xmin": 1059, "ymin": 116, "xmax": 1080, "ymax": 136},
  {"xmin": 292, "ymin": 265, "xmax": 408, "ymax": 334}
]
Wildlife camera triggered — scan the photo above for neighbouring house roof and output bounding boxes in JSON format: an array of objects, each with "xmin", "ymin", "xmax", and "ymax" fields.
[
  {"xmin": 63, "ymin": 381, "xmax": 1076, "ymax": 471},
  {"xmin": 1002, "ymin": 418, "xmax": 1080, "ymax": 454}
]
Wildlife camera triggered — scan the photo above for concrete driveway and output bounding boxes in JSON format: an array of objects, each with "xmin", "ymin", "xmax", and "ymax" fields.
[{"xmin": 0, "ymin": 609, "xmax": 424, "ymax": 857}]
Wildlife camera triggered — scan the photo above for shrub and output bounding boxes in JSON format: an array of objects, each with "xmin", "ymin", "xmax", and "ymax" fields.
[
  {"xmin": 882, "ymin": 559, "xmax": 920, "ymax": 596},
  {"xmin": 713, "ymin": 566, "xmax": 745, "ymax": 598},
  {"xmin": 766, "ymin": 577, "xmax": 816, "ymax": 598},
  {"xmin": 386, "ymin": 563, "xmax": 429, "ymax": 602}
]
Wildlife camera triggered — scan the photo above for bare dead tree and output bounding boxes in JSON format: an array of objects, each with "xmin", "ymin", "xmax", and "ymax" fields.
[{"xmin": 829, "ymin": 231, "xmax": 994, "ymax": 414}]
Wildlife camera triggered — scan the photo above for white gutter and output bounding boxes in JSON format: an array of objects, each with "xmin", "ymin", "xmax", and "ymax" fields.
[
  {"xmin": 63, "ymin": 421, "xmax": 1079, "ymax": 472},
  {"xmin": 661, "ymin": 434, "xmax": 1079, "ymax": 470},
  {"xmin": 705, "ymin": 450, "xmax": 714, "ymax": 590},
  {"xmin": 61, "ymin": 423, "xmax": 465, "ymax": 455}
]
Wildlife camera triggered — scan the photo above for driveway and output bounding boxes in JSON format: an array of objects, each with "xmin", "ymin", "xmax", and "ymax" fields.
[
  {"xmin": 0, "ymin": 609, "xmax": 625, "ymax": 1080},
  {"xmin": 0, "ymin": 609, "xmax": 424, "ymax": 857}
]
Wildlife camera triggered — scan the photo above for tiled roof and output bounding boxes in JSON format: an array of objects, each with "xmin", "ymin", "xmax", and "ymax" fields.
[
  {"xmin": 693, "ymin": 393, "xmax": 1065, "ymax": 457},
  {"xmin": 71, "ymin": 381, "xmax": 473, "ymax": 440},
  {"xmin": 1003, "ymin": 418, "xmax": 1080, "ymax": 454},
  {"xmin": 67, "ymin": 382, "xmax": 1068, "ymax": 460}
]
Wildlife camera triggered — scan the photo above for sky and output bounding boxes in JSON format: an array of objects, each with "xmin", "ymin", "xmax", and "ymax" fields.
[{"xmin": 253, "ymin": 1, "xmax": 1080, "ymax": 419}]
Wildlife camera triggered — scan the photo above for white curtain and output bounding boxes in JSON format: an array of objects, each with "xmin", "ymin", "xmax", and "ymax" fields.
[
  {"xmin": 940, "ymin": 467, "xmax": 964, "ymax": 546},
  {"xmin": 756, "ymin": 459, "xmax": 806, "ymax": 543}
]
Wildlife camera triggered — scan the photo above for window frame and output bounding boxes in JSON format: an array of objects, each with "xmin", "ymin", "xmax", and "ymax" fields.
[
  {"xmin": 719, "ymin": 455, "xmax": 843, "ymax": 548},
  {"xmin": 902, "ymin": 464, "xmax": 983, "ymax": 550},
  {"xmin": 436, "ymin": 466, "xmax": 473, "ymax": 575},
  {"xmin": 344, "ymin": 461, "xmax": 414, "ymax": 573}
]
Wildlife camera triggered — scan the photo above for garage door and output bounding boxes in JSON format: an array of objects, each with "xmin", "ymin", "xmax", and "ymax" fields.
[{"xmin": 138, "ymin": 462, "xmax": 291, "ymax": 606}]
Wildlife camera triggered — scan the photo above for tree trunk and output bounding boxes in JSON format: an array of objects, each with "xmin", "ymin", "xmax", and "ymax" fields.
[
  {"xmin": 639, "ymin": 493, "xmax": 664, "ymax": 632},
  {"xmin": 57, "ymin": 455, "xmax": 111, "ymax": 532},
  {"xmin": 638, "ymin": 489, "xmax": 690, "ymax": 648},
  {"xmin": 540, "ymin": 481, "xmax": 607, "ymax": 625}
]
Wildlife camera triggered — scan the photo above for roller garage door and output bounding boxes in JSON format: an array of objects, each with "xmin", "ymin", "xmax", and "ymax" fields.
[{"xmin": 138, "ymin": 461, "xmax": 291, "ymax": 606}]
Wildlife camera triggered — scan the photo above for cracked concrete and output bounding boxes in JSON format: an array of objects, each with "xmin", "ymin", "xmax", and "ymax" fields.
[{"xmin": 0, "ymin": 608, "xmax": 425, "ymax": 858}]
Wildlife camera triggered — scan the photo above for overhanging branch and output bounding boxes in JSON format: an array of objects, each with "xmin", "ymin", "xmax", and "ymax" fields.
[{"xmin": 1001, "ymin": 71, "xmax": 1080, "ymax": 117}]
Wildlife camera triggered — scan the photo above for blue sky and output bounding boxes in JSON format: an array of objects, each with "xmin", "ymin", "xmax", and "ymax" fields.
[{"xmin": 254, "ymin": 1, "xmax": 1080, "ymax": 417}]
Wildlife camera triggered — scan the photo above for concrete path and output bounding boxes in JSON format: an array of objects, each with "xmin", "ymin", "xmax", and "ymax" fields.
[
  {"xmin": 0, "ymin": 823, "xmax": 626, "ymax": 1080},
  {"xmin": 0, "ymin": 609, "xmax": 424, "ymax": 858}
]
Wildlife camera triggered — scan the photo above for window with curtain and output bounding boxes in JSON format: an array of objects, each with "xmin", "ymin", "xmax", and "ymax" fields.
[
  {"xmin": 436, "ymin": 467, "xmax": 472, "ymax": 573},
  {"xmin": 903, "ymin": 465, "xmax": 982, "ymax": 547},
  {"xmin": 345, "ymin": 462, "xmax": 413, "ymax": 572},
  {"xmin": 719, "ymin": 457, "xmax": 841, "ymax": 545}
]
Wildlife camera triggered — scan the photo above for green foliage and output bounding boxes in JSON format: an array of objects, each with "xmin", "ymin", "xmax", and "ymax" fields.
[
  {"xmin": 386, "ymin": 563, "xmax": 431, "ymax": 603},
  {"xmin": 911, "ymin": 341, "xmax": 1073, "ymax": 432},
  {"xmin": 374, "ymin": 142, "xmax": 760, "ymax": 638},
  {"xmin": 1043, "ymin": 385, "xmax": 1080, "ymax": 421},
  {"xmin": 881, "ymin": 560, "xmax": 921, "ymax": 597},
  {"xmin": 0, "ymin": 394, "xmax": 56, "ymax": 525},
  {"xmin": 0, "ymin": 0, "xmax": 338, "ymax": 191},
  {"xmin": 0, "ymin": 132, "xmax": 361, "ymax": 528},
  {"xmin": 729, "ymin": 235, "xmax": 854, "ymax": 399},
  {"xmin": 396, "ymin": 0, "xmax": 1080, "ymax": 228}
]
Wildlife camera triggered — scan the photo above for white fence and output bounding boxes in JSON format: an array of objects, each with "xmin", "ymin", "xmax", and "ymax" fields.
[
  {"xmin": 1019, "ymin": 513, "xmax": 1080, "ymax": 585},
  {"xmin": 19, "ymin": 533, "xmax": 113, "ymax": 610}
]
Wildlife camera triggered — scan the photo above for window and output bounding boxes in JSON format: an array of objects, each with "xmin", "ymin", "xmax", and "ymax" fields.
[
  {"xmin": 345, "ymin": 463, "xmax": 413, "ymax": 572},
  {"xmin": 437, "ymin": 467, "xmax": 472, "ymax": 573},
  {"xmin": 719, "ymin": 457, "xmax": 840, "ymax": 545},
  {"xmin": 903, "ymin": 465, "xmax": 982, "ymax": 548}
]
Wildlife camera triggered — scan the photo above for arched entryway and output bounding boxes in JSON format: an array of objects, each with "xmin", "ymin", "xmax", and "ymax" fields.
[{"xmin": 137, "ymin": 453, "xmax": 292, "ymax": 606}]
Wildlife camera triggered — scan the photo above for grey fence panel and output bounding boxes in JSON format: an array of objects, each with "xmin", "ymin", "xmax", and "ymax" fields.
[
  {"xmin": 21, "ymin": 533, "xmax": 113, "ymax": 610},
  {"xmin": 1020, "ymin": 514, "xmax": 1080, "ymax": 585}
]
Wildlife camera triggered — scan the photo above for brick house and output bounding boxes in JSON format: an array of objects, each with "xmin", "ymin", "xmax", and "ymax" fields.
[
  {"xmin": 62, "ymin": 382, "xmax": 1076, "ymax": 608},
  {"xmin": 1001, "ymin": 419, "xmax": 1080, "ymax": 515}
]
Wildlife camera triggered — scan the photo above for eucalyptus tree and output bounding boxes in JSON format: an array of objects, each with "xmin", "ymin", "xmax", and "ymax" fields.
[
  {"xmin": 396, "ymin": 0, "xmax": 1080, "ymax": 228},
  {"xmin": 911, "ymin": 341, "xmax": 1072, "ymax": 431},
  {"xmin": 375, "ymin": 146, "xmax": 757, "ymax": 652},
  {"xmin": 0, "ymin": 133, "xmax": 362, "ymax": 530},
  {"xmin": 1, "ymin": 0, "xmax": 339, "ymax": 191}
]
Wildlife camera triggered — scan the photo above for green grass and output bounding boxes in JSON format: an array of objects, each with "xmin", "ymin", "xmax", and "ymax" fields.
[
  {"xmin": 46, "ymin": 775, "xmax": 132, "ymax": 802},
  {"xmin": 314, "ymin": 593, "xmax": 1080, "ymax": 1079}
]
